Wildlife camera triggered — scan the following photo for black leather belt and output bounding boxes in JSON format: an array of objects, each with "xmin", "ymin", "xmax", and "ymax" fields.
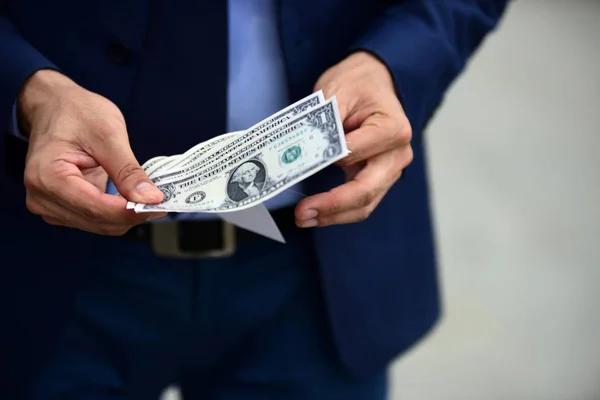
[{"xmin": 123, "ymin": 206, "xmax": 297, "ymax": 259}]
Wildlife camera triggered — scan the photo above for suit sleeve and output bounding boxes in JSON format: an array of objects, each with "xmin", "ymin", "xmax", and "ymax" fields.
[
  {"xmin": 0, "ymin": 14, "xmax": 59, "ymax": 134},
  {"xmin": 351, "ymin": 0, "xmax": 509, "ymax": 141}
]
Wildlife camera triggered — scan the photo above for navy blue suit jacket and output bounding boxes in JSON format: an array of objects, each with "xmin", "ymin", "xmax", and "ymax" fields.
[{"xmin": 0, "ymin": 0, "xmax": 508, "ymax": 377}]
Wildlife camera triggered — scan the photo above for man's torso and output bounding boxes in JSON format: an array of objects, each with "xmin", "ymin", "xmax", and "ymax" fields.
[{"xmin": 1, "ymin": 0, "xmax": 442, "ymax": 377}]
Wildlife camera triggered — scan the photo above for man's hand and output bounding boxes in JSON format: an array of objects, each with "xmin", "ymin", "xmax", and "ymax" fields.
[
  {"xmin": 21, "ymin": 69, "xmax": 167, "ymax": 235},
  {"xmin": 295, "ymin": 51, "xmax": 413, "ymax": 227}
]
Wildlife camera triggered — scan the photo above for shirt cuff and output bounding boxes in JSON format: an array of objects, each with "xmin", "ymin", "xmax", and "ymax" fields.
[{"xmin": 10, "ymin": 102, "xmax": 29, "ymax": 141}]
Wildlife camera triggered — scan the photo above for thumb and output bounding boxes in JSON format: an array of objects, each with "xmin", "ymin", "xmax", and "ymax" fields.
[{"xmin": 92, "ymin": 134, "xmax": 164, "ymax": 204}]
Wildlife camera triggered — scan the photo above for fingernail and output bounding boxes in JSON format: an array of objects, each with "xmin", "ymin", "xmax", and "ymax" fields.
[
  {"xmin": 136, "ymin": 182, "xmax": 162, "ymax": 201},
  {"xmin": 298, "ymin": 219, "xmax": 318, "ymax": 228},
  {"xmin": 136, "ymin": 182, "xmax": 157, "ymax": 194},
  {"xmin": 301, "ymin": 209, "xmax": 318, "ymax": 220}
]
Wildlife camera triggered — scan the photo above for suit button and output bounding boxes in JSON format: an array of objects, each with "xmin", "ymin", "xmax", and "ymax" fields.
[{"xmin": 106, "ymin": 42, "xmax": 133, "ymax": 66}]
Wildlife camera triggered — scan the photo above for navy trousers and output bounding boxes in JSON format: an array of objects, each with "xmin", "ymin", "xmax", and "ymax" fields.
[{"xmin": 0, "ymin": 203, "xmax": 387, "ymax": 399}]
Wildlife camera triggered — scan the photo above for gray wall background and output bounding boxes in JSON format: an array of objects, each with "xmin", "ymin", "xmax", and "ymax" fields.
[{"xmin": 390, "ymin": 1, "xmax": 600, "ymax": 399}]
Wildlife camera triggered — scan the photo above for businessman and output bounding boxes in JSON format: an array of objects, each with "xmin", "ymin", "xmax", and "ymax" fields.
[{"xmin": 0, "ymin": 1, "xmax": 508, "ymax": 399}]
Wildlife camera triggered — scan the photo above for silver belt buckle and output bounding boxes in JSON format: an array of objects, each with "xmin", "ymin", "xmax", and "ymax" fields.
[{"xmin": 149, "ymin": 220, "xmax": 236, "ymax": 259}]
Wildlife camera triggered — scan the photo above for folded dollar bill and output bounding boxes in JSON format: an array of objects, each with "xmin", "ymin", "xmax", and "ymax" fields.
[{"xmin": 129, "ymin": 90, "xmax": 349, "ymax": 214}]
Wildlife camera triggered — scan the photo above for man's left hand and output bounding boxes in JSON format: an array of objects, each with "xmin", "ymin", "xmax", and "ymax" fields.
[{"xmin": 295, "ymin": 51, "xmax": 413, "ymax": 228}]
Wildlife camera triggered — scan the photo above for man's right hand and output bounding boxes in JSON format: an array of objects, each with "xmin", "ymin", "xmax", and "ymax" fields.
[{"xmin": 20, "ymin": 69, "xmax": 167, "ymax": 236}]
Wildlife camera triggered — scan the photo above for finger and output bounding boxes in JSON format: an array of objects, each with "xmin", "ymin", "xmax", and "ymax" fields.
[
  {"xmin": 38, "ymin": 193, "xmax": 166, "ymax": 235},
  {"xmin": 43, "ymin": 168, "xmax": 167, "ymax": 226},
  {"xmin": 294, "ymin": 179, "xmax": 377, "ymax": 224},
  {"xmin": 41, "ymin": 215, "xmax": 135, "ymax": 236},
  {"xmin": 90, "ymin": 129, "xmax": 163, "ymax": 204},
  {"xmin": 27, "ymin": 192, "xmax": 140, "ymax": 236},
  {"xmin": 296, "ymin": 199, "xmax": 383, "ymax": 228},
  {"xmin": 339, "ymin": 115, "xmax": 410, "ymax": 167},
  {"xmin": 295, "ymin": 149, "xmax": 405, "ymax": 226},
  {"xmin": 295, "ymin": 157, "xmax": 388, "ymax": 221},
  {"xmin": 26, "ymin": 190, "xmax": 78, "ymax": 226}
]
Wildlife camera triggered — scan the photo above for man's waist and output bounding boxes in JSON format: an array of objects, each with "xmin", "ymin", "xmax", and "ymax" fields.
[{"xmin": 123, "ymin": 204, "xmax": 298, "ymax": 259}]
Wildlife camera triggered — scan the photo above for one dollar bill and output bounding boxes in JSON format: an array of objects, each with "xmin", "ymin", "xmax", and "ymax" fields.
[{"xmin": 134, "ymin": 96, "xmax": 348, "ymax": 214}]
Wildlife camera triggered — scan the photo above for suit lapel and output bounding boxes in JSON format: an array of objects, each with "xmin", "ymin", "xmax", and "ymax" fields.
[{"xmin": 126, "ymin": 0, "xmax": 228, "ymax": 162}]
